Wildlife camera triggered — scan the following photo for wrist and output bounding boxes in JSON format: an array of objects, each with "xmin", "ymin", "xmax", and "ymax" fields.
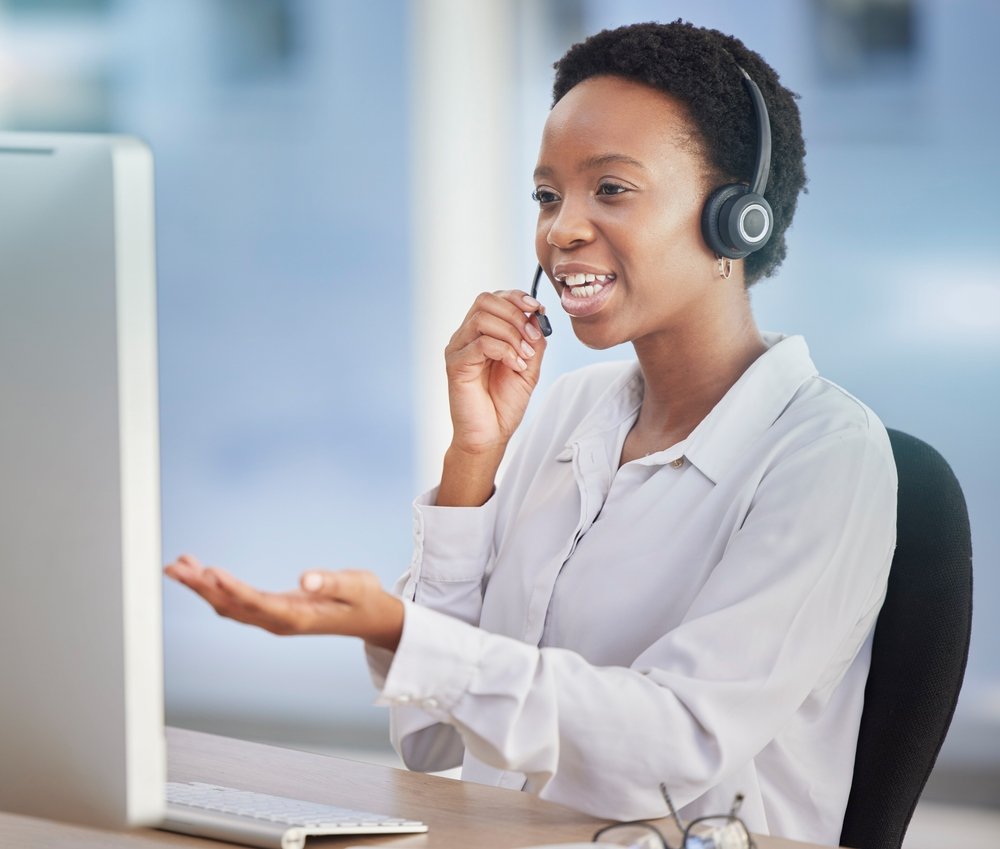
[
  {"xmin": 444, "ymin": 441, "xmax": 506, "ymax": 467},
  {"xmin": 365, "ymin": 594, "xmax": 404, "ymax": 652},
  {"xmin": 436, "ymin": 443, "xmax": 505, "ymax": 507}
]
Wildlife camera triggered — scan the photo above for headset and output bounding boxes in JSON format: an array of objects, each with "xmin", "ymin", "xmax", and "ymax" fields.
[
  {"xmin": 528, "ymin": 65, "xmax": 773, "ymax": 336},
  {"xmin": 529, "ymin": 265, "xmax": 552, "ymax": 337},
  {"xmin": 701, "ymin": 67, "xmax": 773, "ymax": 260}
]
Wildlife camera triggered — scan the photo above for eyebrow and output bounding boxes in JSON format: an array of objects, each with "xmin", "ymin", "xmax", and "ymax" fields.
[{"xmin": 533, "ymin": 153, "xmax": 647, "ymax": 181}]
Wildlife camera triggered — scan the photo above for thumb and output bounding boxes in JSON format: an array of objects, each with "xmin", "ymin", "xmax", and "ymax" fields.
[
  {"xmin": 301, "ymin": 570, "xmax": 329, "ymax": 593},
  {"xmin": 300, "ymin": 569, "xmax": 379, "ymax": 599}
]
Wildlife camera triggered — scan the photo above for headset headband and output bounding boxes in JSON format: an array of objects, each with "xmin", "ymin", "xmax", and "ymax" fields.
[{"xmin": 738, "ymin": 67, "xmax": 771, "ymax": 196}]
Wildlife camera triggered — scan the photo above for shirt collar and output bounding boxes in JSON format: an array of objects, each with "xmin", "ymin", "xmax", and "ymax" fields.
[
  {"xmin": 555, "ymin": 334, "xmax": 818, "ymax": 481},
  {"xmin": 683, "ymin": 334, "xmax": 818, "ymax": 482},
  {"xmin": 554, "ymin": 364, "xmax": 644, "ymax": 462}
]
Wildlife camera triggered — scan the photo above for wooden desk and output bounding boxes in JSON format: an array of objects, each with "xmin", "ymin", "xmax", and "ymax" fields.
[{"xmin": 0, "ymin": 727, "xmax": 824, "ymax": 849}]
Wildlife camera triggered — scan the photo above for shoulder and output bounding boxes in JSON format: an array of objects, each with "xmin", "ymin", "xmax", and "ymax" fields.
[
  {"xmin": 687, "ymin": 334, "xmax": 895, "ymax": 487},
  {"xmin": 753, "ymin": 375, "xmax": 899, "ymax": 520},
  {"xmin": 782, "ymin": 374, "xmax": 894, "ymax": 462},
  {"xmin": 758, "ymin": 334, "xmax": 894, "ymax": 469}
]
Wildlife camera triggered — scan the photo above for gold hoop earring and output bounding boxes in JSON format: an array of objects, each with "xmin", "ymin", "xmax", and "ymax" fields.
[{"xmin": 717, "ymin": 256, "xmax": 733, "ymax": 280}]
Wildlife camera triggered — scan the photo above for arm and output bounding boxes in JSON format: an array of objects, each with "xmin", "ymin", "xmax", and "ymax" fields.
[
  {"xmin": 371, "ymin": 289, "xmax": 550, "ymax": 769},
  {"xmin": 372, "ymin": 426, "xmax": 897, "ymax": 819},
  {"xmin": 365, "ymin": 487, "xmax": 501, "ymax": 772},
  {"xmin": 167, "ymin": 289, "xmax": 550, "ymax": 770}
]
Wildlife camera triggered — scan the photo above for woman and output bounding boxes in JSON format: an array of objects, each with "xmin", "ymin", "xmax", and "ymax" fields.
[{"xmin": 167, "ymin": 21, "xmax": 896, "ymax": 846}]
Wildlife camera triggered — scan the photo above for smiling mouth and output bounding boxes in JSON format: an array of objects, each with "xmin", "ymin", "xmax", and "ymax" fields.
[
  {"xmin": 555, "ymin": 272, "xmax": 618, "ymax": 318},
  {"xmin": 556, "ymin": 272, "xmax": 617, "ymax": 298}
]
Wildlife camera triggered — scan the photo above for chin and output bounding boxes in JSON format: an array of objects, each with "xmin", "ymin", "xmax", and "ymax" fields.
[{"xmin": 571, "ymin": 321, "xmax": 629, "ymax": 351}]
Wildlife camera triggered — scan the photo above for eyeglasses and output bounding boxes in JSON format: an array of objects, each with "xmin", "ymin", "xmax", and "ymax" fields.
[{"xmin": 592, "ymin": 784, "xmax": 755, "ymax": 849}]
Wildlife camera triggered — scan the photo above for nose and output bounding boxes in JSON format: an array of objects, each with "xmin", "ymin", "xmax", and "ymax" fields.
[{"xmin": 544, "ymin": 195, "xmax": 595, "ymax": 250}]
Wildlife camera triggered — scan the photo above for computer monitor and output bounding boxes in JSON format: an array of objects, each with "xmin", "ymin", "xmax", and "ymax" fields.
[{"xmin": 0, "ymin": 132, "xmax": 166, "ymax": 828}]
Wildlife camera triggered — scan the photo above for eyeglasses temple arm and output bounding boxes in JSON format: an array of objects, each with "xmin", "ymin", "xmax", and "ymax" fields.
[{"xmin": 659, "ymin": 783, "xmax": 687, "ymax": 836}]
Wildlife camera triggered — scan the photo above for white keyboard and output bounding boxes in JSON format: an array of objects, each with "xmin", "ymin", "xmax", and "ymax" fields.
[{"xmin": 161, "ymin": 781, "xmax": 428, "ymax": 849}]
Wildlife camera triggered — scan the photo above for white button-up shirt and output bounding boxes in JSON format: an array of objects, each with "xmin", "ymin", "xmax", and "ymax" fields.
[{"xmin": 367, "ymin": 333, "xmax": 897, "ymax": 847}]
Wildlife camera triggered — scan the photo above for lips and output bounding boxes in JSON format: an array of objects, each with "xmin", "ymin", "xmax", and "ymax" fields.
[{"xmin": 554, "ymin": 269, "xmax": 618, "ymax": 318}]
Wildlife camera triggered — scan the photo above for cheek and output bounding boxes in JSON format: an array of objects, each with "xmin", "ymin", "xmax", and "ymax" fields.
[
  {"xmin": 534, "ymin": 219, "xmax": 546, "ymax": 255},
  {"xmin": 614, "ymin": 211, "xmax": 714, "ymax": 302},
  {"xmin": 645, "ymin": 195, "xmax": 713, "ymax": 263},
  {"xmin": 625, "ymin": 208, "xmax": 703, "ymax": 270}
]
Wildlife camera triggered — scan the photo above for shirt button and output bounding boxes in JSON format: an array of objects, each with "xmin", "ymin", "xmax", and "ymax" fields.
[
  {"xmin": 395, "ymin": 694, "xmax": 412, "ymax": 704},
  {"xmin": 670, "ymin": 458, "xmax": 684, "ymax": 468},
  {"xmin": 421, "ymin": 697, "xmax": 439, "ymax": 709}
]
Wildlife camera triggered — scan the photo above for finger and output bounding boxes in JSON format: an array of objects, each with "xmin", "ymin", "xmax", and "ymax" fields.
[
  {"xmin": 451, "ymin": 334, "xmax": 530, "ymax": 374},
  {"xmin": 489, "ymin": 288, "xmax": 544, "ymax": 309},
  {"xmin": 490, "ymin": 290, "xmax": 549, "ymax": 348},
  {"xmin": 493, "ymin": 288, "xmax": 547, "ymax": 321},
  {"xmin": 451, "ymin": 291, "xmax": 543, "ymax": 350},
  {"xmin": 167, "ymin": 564, "xmax": 242, "ymax": 618},
  {"xmin": 168, "ymin": 563, "xmax": 254, "ymax": 612},
  {"xmin": 204, "ymin": 567, "xmax": 283, "ymax": 613},
  {"xmin": 450, "ymin": 309, "xmax": 538, "ymax": 366},
  {"xmin": 165, "ymin": 557, "xmax": 210, "ymax": 590},
  {"xmin": 165, "ymin": 559, "xmax": 316, "ymax": 635},
  {"xmin": 165, "ymin": 552, "xmax": 197, "ymax": 575},
  {"xmin": 201, "ymin": 569, "xmax": 307, "ymax": 634}
]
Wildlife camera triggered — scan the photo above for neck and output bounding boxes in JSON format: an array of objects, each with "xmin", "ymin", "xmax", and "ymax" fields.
[{"xmin": 630, "ymin": 285, "xmax": 767, "ymax": 445}]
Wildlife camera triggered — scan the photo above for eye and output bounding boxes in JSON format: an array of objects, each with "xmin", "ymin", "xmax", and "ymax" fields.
[
  {"xmin": 596, "ymin": 181, "xmax": 629, "ymax": 197},
  {"xmin": 531, "ymin": 188, "xmax": 559, "ymax": 205}
]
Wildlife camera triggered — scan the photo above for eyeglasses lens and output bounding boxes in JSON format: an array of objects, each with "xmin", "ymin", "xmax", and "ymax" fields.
[{"xmin": 683, "ymin": 816, "xmax": 751, "ymax": 849}]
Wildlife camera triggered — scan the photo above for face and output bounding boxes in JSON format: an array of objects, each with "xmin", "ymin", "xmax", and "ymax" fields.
[{"xmin": 534, "ymin": 75, "xmax": 720, "ymax": 350}]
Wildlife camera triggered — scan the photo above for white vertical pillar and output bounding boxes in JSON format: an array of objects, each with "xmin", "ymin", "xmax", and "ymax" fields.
[{"xmin": 410, "ymin": 0, "xmax": 519, "ymax": 489}]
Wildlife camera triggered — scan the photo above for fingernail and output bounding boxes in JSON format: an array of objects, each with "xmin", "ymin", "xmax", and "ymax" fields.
[
  {"xmin": 515, "ymin": 357, "xmax": 528, "ymax": 371},
  {"xmin": 303, "ymin": 572, "xmax": 323, "ymax": 592},
  {"xmin": 524, "ymin": 322, "xmax": 541, "ymax": 341},
  {"xmin": 520, "ymin": 340, "xmax": 535, "ymax": 358},
  {"xmin": 522, "ymin": 294, "xmax": 540, "ymax": 309}
]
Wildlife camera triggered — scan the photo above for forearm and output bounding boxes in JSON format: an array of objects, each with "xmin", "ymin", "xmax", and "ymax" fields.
[
  {"xmin": 435, "ymin": 443, "xmax": 507, "ymax": 507},
  {"xmin": 376, "ymin": 602, "xmax": 719, "ymax": 820}
]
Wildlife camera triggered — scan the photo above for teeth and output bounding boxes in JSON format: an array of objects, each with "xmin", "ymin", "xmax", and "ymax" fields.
[
  {"xmin": 563, "ymin": 272, "xmax": 613, "ymax": 297},
  {"xmin": 568, "ymin": 282, "xmax": 604, "ymax": 298},
  {"xmin": 558, "ymin": 272, "xmax": 614, "ymax": 287}
]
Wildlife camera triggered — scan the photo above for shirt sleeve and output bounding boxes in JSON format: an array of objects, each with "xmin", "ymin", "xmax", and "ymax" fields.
[
  {"xmin": 374, "ymin": 425, "xmax": 897, "ymax": 820},
  {"xmin": 400, "ymin": 485, "xmax": 498, "ymax": 624},
  {"xmin": 364, "ymin": 484, "xmax": 500, "ymax": 771}
]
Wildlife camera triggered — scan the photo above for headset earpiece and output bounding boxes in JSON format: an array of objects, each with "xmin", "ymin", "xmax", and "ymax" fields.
[
  {"xmin": 701, "ymin": 68, "xmax": 774, "ymax": 263},
  {"xmin": 702, "ymin": 184, "xmax": 773, "ymax": 260}
]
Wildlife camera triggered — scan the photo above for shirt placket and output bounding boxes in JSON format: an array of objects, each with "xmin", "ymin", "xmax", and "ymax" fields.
[{"xmin": 522, "ymin": 436, "xmax": 611, "ymax": 646}]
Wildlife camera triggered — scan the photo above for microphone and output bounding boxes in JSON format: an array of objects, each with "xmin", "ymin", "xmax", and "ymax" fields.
[{"xmin": 530, "ymin": 265, "xmax": 553, "ymax": 337}]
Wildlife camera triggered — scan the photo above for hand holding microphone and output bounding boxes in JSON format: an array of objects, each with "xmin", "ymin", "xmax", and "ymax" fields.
[{"xmin": 437, "ymin": 288, "xmax": 548, "ymax": 506}]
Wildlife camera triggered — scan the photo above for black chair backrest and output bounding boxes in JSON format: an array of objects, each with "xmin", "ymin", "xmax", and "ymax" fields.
[{"xmin": 840, "ymin": 429, "xmax": 973, "ymax": 849}]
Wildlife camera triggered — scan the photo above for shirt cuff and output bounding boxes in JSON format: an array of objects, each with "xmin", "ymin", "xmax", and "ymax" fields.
[
  {"xmin": 412, "ymin": 486, "xmax": 498, "ymax": 582},
  {"xmin": 364, "ymin": 642, "xmax": 395, "ymax": 691},
  {"xmin": 374, "ymin": 599, "xmax": 481, "ymax": 720}
]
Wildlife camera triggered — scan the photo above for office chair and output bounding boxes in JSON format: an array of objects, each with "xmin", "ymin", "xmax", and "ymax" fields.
[{"xmin": 839, "ymin": 429, "xmax": 973, "ymax": 849}]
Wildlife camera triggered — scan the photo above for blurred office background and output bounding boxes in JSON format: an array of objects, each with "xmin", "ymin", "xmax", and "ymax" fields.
[{"xmin": 1, "ymin": 0, "xmax": 997, "ymax": 843}]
